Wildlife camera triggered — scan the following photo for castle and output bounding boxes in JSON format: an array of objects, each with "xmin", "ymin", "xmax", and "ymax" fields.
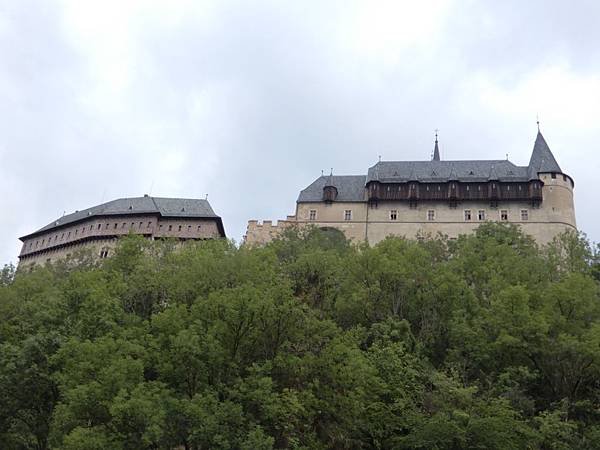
[
  {"xmin": 245, "ymin": 130, "xmax": 576, "ymax": 245},
  {"xmin": 18, "ymin": 195, "xmax": 225, "ymax": 266}
]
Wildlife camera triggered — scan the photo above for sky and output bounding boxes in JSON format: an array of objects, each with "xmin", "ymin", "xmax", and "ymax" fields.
[{"xmin": 1, "ymin": 0, "xmax": 599, "ymax": 265}]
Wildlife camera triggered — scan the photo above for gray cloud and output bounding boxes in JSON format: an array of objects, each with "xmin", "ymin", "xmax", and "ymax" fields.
[{"xmin": 1, "ymin": 0, "xmax": 598, "ymax": 264}]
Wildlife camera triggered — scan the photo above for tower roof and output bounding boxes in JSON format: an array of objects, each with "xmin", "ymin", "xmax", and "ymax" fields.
[
  {"xmin": 433, "ymin": 134, "xmax": 440, "ymax": 161},
  {"xmin": 528, "ymin": 131, "xmax": 562, "ymax": 175}
]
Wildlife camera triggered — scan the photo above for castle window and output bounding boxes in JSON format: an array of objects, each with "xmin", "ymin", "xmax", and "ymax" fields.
[
  {"xmin": 309, "ymin": 210, "xmax": 317, "ymax": 221},
  {"xmin": 197, "ymin": 225, "xmax": 201, "ymax": 231},
  {"xmin": 427, "ymin": 210, "xmax": 435, "ymax": 221},
  {"xmin": 464, "ymin": 210, "xmax": 472, "ymax": 221},
  {"xmin": 390, "ymin": 210, "xmax": 397, "ymax": 220},
  {"xmin": 521, "ymin": 209, "xmax": 528, "ymax": 221},
  {"xmin": 478, "ymin": 210, "xmax": 485, "ymax": 221},
  {"xmin": 68, "ymin": 231, "xmax": 71, "ymax": 238},
  {"xmin": 188, "ymin": 225, "xmax": 192, "ymax": 231},
  {"xmin": 105, "ymin": 223, "xmax": 109, "ymax": 229},
  {"xmin": 97, "ymin": 224, "xmax": 101, "ymax": 230},
  {"xmin": 147, "ymin": 221, "xmax": 152, "ymax": 228},
  {"xmin": 466, "ymin": 185, "xmax": 469, "ymax": 191},
  {"xmin": 500, "ymin": 210, "xmax": 508, "ymax": 221},
  {"xmin": 178, "ymin": 225, "xmax": 182, "ymax": 231},
  {"xmin": 75, "ymin": 230, "xmax": 78, "ymax": 236},
  {"xmin": 61, "ymin": 233, "xmax": 64, "ymax": 240},
  {"xmin": 99, "ymin": 247, "xmax": 109, "ymax": 259},
  {"xmin": 168, "ymin": 225, "xmax": 173, "ymax": 231},
  {"xmin": 563, "ymin": 175, "xmax": 567, "ymax": 181},
  {"xmin": 114, "ymin": 223, "xmax": 118, "ymax": 229},
  {"xmin": 159, "ymin": 224, "xmax": 163, "ymax": 230},
  {"xmin": 131, "ymin": 222, "xmax": 135, "ymax": 228},
  {"xmin": 139, "ymin": 222, "xmax": 143, "ymax": 228},
  {"xmin": 35, "ymin": 241, "xmax": 39, "ymax": 248},
  {"xmin": 551, "ymin": 173, "xmax": 556, "ymax": 179},
  {"xmin": 122, "ymin": 222, "xmax": 126, "ymax": 229},
  {"xmin": 344, "ymin": 210, "xmax": 352, "ymax": 221}
]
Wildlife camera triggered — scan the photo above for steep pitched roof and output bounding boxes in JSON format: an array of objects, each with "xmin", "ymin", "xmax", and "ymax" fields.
[
  {"xmin": 528, "ymin": 131, "xmax": 562, "ymax": 175},
  {"xmin": 297, "ymin": 175, "xmax": 366, "ymax": 202},
  {"xmin": 366, "ymin": 160, "xmax": 529, "ymax": 183},
  {"xmin": 21, "ymin": 196, "xmax": 224, "ymax": 239}
]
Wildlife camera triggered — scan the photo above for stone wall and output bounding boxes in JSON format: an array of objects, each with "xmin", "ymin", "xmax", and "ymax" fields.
[
  {"xmin": 244, "ymin": 216, "xmax": 297, "ymax": 246},
  {"xmin": 245, "ymin": 174, "xmax": 576, "ymax": 246}
]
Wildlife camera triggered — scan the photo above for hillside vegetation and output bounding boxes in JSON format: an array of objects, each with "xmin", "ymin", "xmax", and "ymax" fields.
[{"xmin": 1, "ymin": 224, "xmax": 599, "ymax": 450}]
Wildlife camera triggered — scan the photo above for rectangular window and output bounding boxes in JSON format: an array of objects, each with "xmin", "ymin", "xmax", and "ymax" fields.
[
  {"xmin": 309, "ymin": 209, "xmax": 317, "ymax": 221},
  {"xmin": 464, "ymin": 210, "xmax": 472, "ymax": 221},
  {"xmin": 122, "ymin": 222, "xmax": 126, "ymax": 229},
  {"xmin": 478, "ymin": 210, "xmax": 485, "ymax": 221},
  {"xmin": 521, "ymin": 209, "xmax": 528, "ymax": 221},
  {"xmin": 390, "ymin": 210, "xmax": 397, "ymax": 220},
  {"xmin": 97, "ymin": 224, "xmax": 101, "ymax": 230},
  {"xmin": 344, "ymin": 210, "xmax": 352, "ymax": 221},
  {"xmin": 427, "ymin": 210, "xmax": 435, "ymax": 221},
  {"xmin": 90, "ymin": 225, "xmax": 93, "ymax": 231},
  {"xmin": 148, "ymin": 221, "xmax": 152, "ymax": 228},
  {"xmin": 501, "ymin": 210, "xmax": 508, "ymax": 221},
  {"xmin": 551, "ymin": 173, "xmax": 556, "ymax": 179}
]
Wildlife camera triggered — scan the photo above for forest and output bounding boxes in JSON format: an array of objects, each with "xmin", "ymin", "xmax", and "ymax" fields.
[{"xmin": 1, "ymin": 223, "xmax": 599, "ymax": 450}]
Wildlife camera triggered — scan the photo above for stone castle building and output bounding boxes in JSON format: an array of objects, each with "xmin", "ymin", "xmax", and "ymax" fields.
[
  {"xmin": 19, "ymin": 195, "xmax": 225, "ymax": 266},
  {"xmin": 245, "ymin": 130, "xmax": 576, "ymax": 245}
]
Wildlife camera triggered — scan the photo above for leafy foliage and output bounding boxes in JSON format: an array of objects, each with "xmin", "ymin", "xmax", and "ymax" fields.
[{"xmin": 0, "ymin": 224, "xmax": 599, "ymax": 449}]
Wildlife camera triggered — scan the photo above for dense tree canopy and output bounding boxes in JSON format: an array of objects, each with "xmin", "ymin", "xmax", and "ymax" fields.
[{"xmin": 0, "ymin": 224, "xmax": 599, "ymax": 449}]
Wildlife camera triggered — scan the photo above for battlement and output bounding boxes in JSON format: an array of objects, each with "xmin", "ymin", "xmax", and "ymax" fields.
[{"xmin": 244, "ymin": 216, "xmax": 298, "ymax": 245}]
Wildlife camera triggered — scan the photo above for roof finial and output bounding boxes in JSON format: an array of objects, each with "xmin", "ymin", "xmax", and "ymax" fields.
[
  {"xmin": 432, "ymin": 129, "xmax": 440, "ymax": 161},
  {"xmin": 321, "ymin": 169, "xmax": 324, "ymax": 176},
  {"xmin": 378, "ymin": 155, "xmax": 381, "ymax": 162},
  {"xmin": 205, "ymin": 193, "xmax": 208, "ymax": 200},
  {"xmin": 536, "ymin": 114, "xmax": 540, "ymax": 132}
]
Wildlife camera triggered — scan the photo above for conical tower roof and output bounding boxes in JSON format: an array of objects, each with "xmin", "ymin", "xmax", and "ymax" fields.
[{"xmin": 528, "ymin": 131, "xmax": 562, "ymax": 175}]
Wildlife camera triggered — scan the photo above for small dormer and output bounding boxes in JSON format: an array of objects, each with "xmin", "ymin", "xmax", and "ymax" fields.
[{"xmin": 323, "ymin": 173, "xmax": 338, "ymax": 202}]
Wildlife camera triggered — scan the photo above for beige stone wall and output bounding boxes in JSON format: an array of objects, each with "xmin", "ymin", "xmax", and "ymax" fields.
[
  {"xmin": 244, "ymin": 217, "xmax": 297, "ymax": 246},
  {"xmin": 245, "ymin": 174, "xmax": 577, "ymax": 247},
  {"xmin": 295, "ymin": 202, "xmax": 369, "ymax": 242}
]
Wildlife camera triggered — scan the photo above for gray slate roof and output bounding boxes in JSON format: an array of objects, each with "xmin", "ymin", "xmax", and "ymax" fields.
[
  {"xmin": 298, "ymin": 175, "xmax": 366, "ymax": 202},
  {"xmin": 298, "ymin": 131, "xmax": 566, "ymax": 203},
  {"xmin": 23, "ymin": 196, "xmax": 222, "ymax": 239},
  {"xmin": 366, "ymin": 159, "xmax": 530, "ymax": 183},
  {"xmin": 528, "ymin": 131, "xmax": 562, "ymax": 175}
]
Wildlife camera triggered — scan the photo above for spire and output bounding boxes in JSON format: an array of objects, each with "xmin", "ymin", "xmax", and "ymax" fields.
[
  {"xmin": 432, "ymin": 129, "xmax": 440, "ymax": 161},
  {"xmin": 528, "ymin": 130, "xmax": 562, "ymax": 175}
]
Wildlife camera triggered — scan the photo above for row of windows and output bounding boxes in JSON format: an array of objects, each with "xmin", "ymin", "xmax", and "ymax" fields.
[
  {"xmin": 308, "ymin": 209, "xmax": 530, "ymax": 222},
  {"xmin": 27, "ymin": 221, "xmax": 204, "ymax": 251}
]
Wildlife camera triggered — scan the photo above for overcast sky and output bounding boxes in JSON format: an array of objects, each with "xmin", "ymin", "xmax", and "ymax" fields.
[{"xmin": 1, "ymin": 0, "xmax": 599, "ymax": 265}]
